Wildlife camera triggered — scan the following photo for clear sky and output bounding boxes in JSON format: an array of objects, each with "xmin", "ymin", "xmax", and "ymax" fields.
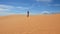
[{"xmin": 0, "ymin": 0, "xmax": 60, "ymax": 16}]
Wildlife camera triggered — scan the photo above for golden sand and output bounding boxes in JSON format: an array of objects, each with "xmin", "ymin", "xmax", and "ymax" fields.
[{"xmin": 0, "ymin": 14, "xmax": 60, "ymax": 34}]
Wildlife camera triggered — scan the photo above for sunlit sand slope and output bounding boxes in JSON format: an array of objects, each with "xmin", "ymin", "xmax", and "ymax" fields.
[{"xmin": 0, "ymin": 14, "xmax": 60, "ymax": 34}]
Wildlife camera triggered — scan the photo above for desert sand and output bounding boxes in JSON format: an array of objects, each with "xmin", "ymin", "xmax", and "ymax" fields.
[{"xmin": 0, "ymin": 14, "xmax": 60, "ymax": 34}]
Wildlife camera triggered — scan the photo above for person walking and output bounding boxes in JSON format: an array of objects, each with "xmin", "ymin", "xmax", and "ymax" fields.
[{"xmin": 27, "ymin": 11, "xmax": 29, "ymax": 17}]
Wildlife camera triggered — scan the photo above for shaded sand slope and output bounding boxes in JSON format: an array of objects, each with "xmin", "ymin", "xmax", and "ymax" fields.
[{"xmin": 0, "ymin": 14, "xmax": 60, "ymax": 34}]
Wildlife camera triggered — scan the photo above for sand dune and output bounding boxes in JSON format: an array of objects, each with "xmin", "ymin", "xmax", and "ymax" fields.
[{"xmin": 0, "ymin": 14, "xmax": 60, "ymax": 34}]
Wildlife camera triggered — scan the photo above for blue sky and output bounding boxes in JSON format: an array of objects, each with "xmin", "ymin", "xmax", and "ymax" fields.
[{"xmin": 0, "ymin": 0, "xmax": 60, "ymax": 15}]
